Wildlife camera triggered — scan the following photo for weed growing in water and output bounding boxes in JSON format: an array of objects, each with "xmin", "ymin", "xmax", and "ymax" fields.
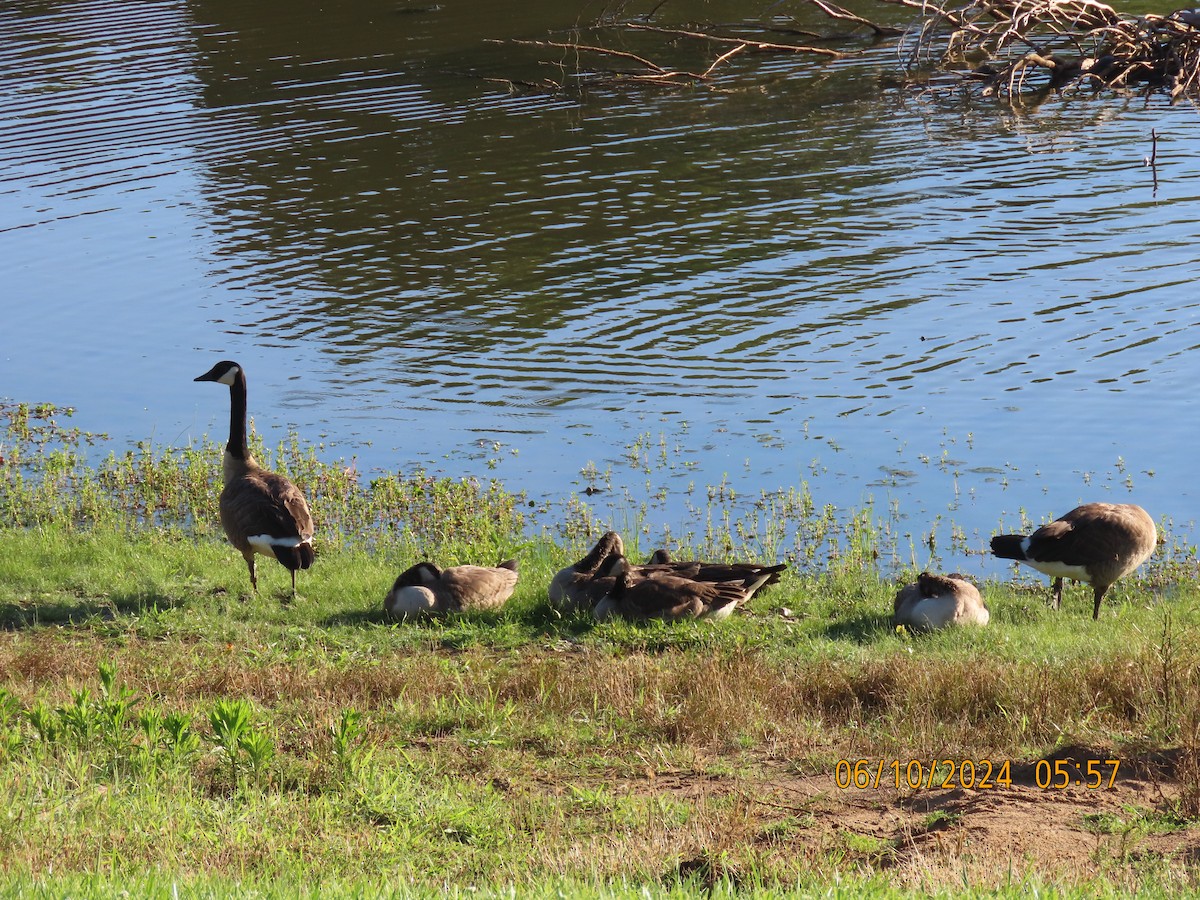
[{"xmin": 0, "ymin": 401, "xmax": 529, "ymax": 559}]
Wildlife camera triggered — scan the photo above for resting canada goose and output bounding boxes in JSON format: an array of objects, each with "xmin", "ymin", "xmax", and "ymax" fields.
[
  {"xmin": 385, "ymin": 559, "xmax": 518, "ymax": 618},
  {"xmin": 195, "ymin": 360, "xmax": 315, "ymax": 597},
  {"xmin": 990, "ymin": 502, "xmax": 1156, "ymax": 619},
  {"xmin": 893, "ymin": 573, "xmax": 990, "ymax": 631},
  {"xmin": 550, "ymin": 533, "xmax": 788, "ymax": 613},
  {"xmin": 548, "ymin": 531, "xmax": 625, "ymax": 612},
  {"xmin": 593, "ymin": 556, "xmax": 774, "ymax": 622},
  {"xmin": 632, "ymin": 549, "xmax": 787, "ymax": 590}
]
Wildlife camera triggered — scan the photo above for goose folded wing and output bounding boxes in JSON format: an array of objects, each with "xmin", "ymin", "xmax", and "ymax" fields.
[
  {"xmin": 226, "ymin": 472, "xmax": 314, "ymax": 544},
  {"xmin": 439, "ymin": 565, "xmax": 518, "ymax": 611},
  {"xmin": 1026, "ymin": 518, "xmax": 1092, "ymax": 566},
  {"xmin": 622, "ymin": 575, "xmax": 713, "ymax": 619}
]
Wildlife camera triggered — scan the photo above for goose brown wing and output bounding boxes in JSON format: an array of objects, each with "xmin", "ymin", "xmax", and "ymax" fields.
[
  {"xmin": 917, "ymin": 572, "xmax": 964, "ymax": 598},
  {"xmin": 619, "ymin": 573, "xmax": 718, "ymax": 620},
  {"xmin": 439, "ymin": 565, "xmax": 518, "ymax": 612},
  {"xmin": 629, "ymin": 560, "xmax": 786, "ymax": 587},
  {"xmin": 1027, "ymin": 508, "xmax": 1118, "ymax": 564},
  {"xmin": 222, "ymin": 470, "xmax": 313, "ymax": 543},
  {"xmin": 1030, "ymin": 503, "xmax": 1154, "ymax": 571}
]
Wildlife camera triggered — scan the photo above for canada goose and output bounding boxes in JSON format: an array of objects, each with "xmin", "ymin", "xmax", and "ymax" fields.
[
  {"xmin": 195, "ymin": 360, "xmax": 315, "ymax": 598},
  {"xmin": 990, "ymin": 502, "xmax": 1156, "ymax": 619},
  {"xmin": 550, "ymin": 534, "xmax": 787, "ymax": 613},
  {"xmin": 548, "ymin": 531, "xmax": 625, "ymax": 612},
  {"xmin": 893, "ymin": 573, "xmax": 990, "ymax": 631},
  {"xmin": 633, "ymin": 548, "xmax": 787, "ymax": 590},
  {"xmin": 385, "ymin": 559, "xmax": 518, "ymax": 618},
  {"xmin": 593, "ymin": 555, "xmax": 774, "ymax": 622}
]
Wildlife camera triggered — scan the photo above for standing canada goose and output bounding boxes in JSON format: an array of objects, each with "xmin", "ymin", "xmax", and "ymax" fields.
[
  {"xmin": 593, "ymin": 555, "xmax": 775, "ymax": 622},
  {"xmin": 548, "ymin": 531, "xmax": 625, "ymax": 612},
  {"xmin": 990, "ymin": 502, "xmax": 1156, "ymax": 619},
  {"xmin": 893, "ymin": 573, "xmax": 990, "ymax": 631},
  {"xmin": 195, "ymin": 360, "xmax": 315, "ymax": 598},
  {"xmin": 385, "ymin": 559, "xmax": 518, "ymax": 618}
]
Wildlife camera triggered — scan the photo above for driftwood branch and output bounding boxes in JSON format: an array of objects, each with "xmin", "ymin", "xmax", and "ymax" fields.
[
  {"xmin": 486, "ymin": 0, "xmax": 1200, "ymax": 103},
  {"xmin": 702, "ymin": 42, "xmax": 752, "ymax": 77},
  {"xmin": 805, "ymin": 0, "xmax": 904, "ymax": 36},
  {"xmin": 499, "ymin": 38, "xmax": 673, "ymax": 75},
  {"xmin": 877, "ymin": 0, "xmax": 1200, "ymax": 101},
  {"xmin": 623, "ymin": 22, "xmax": 847, "ymax": 57}
]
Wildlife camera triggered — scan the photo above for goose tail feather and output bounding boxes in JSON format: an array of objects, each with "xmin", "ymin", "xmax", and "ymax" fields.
[{"xmin": 990, "ymin": 534, "xmax": 1027, "ymax": 561}]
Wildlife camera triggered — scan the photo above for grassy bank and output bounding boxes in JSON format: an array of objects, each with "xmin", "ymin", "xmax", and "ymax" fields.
[{"xmin": 2, "ymin": 402, "xmax": 1200, "ymax": 896}]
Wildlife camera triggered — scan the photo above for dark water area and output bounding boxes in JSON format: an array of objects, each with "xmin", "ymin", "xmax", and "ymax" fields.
[{"xmin": 2, "ymin": 0, "xmax": 1199, "ymax": 578}]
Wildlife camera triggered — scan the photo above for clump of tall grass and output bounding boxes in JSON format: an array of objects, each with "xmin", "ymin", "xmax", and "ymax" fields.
[{"xmin": 0, "ymin": 401, "xmax": 527, "ymax": 558}]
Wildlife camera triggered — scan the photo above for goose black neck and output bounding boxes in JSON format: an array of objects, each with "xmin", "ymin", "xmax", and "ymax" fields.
[
  {"xmin": 579, "ymin": 537, "xmax": 613, "ymax": 575},
  {"xmin": 227, "ymin": 369, "xmax": 249, "ymax": 460}
]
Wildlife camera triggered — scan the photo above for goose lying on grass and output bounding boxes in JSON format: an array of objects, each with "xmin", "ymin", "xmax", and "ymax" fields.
[
  {"xmin": 593, "ymin": 555, "xmax": 776, "ymax": 622},
  {"xmin": 550, "ymin": 532, "xmax": 788, "ymax": 615},
  {"xmin": 893, "ymin": 573, "xmax": 990, "ymax": 631},
  {"xmin": 548, "ymin": 531, "xmax": 625, "ymax": 613},
  {"xmin": 385, "ymin": 559, "xmax": 518, "ymax": 618}
]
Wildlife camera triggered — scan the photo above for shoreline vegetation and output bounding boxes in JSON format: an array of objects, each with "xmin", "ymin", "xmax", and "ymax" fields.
[{"xmin": 2, "ymin": 400, "xmax": 1200, "ymax": 897}]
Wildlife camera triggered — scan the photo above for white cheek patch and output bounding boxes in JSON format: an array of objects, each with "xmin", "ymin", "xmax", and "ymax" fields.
[
  {"xmin": 593, "ymin": 597, "xmax": 616, "ymax": 621},
  {"xmin": 218, "ymin": 367, "xmax": 240, "ymax": 386},
  {"xmin": 247, "ymin": 534, "xmax": 305, "ymax": 557}
]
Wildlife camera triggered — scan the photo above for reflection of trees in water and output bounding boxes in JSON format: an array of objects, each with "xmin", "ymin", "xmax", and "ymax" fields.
[
  {"xmin": 186, "ymin": 0, "xmax": 907, "ymax": 380},
  {"xmin": 182, "ymin": 0, "xmax": 1180, "ymax": 405}
]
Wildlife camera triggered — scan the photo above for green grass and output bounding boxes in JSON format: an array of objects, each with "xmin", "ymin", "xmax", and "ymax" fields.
[
  {"xmin": 2, "ymin": 528, "xmax": 1199, "ymax": 895},
  {"xmin": 3, "ymin": 401, "xmax": 1200, "ymax": 896},
  {"xmin": 3, "ymin": 872, "xmax": 1192, "ymax": 899}
]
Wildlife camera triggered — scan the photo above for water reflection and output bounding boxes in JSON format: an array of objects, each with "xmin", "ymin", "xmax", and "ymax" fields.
[{"xmin": 1, "ymin": 0, "xmax": 1198, "ymax": 576}]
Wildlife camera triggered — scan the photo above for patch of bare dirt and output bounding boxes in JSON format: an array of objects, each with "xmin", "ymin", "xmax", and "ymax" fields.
[{"xmin": 622, "ymin": 744, "xmax": 1200, "ymax": 885}]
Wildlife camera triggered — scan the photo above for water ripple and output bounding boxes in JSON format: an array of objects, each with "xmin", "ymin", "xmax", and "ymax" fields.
[{"xmin": 3, "ymin": 0, "xmax": 1200, "ymax": 561}]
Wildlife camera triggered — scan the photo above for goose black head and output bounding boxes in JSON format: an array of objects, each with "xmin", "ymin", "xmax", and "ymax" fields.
[
  {"xmin": 391, "ymin": 561, "xmax": 441, "ymax": 591},
  {"xmin": 195, "ymin": 360, "xmax": 242, "ymax": 386}
]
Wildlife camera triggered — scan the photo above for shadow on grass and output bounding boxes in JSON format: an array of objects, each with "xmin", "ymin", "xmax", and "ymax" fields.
[
  {"xmin": 822, "ymin": 613, "xmax": 892, "ymax": 644},
  {"xmin": 319, "ymin": 601, "xmax": 600, "ymax": 644},
  {"xmin": 0, "ymin": 589, "xmax": 186, "ymax": 631}
]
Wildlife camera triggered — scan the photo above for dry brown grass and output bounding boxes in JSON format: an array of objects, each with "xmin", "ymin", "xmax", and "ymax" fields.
[
  {"xmin": 4, "ymin": 589, "xmax": 1200, "ymax": 891},
  {"xmin": 4, "ymin": 627, "xmax": 1198, "ymax": 766}
]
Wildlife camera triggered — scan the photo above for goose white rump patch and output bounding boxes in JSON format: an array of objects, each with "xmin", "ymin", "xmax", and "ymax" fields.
[
  {"xmin": 1023, "ymin": 558, "xmax": 1091, "ymax": 581},
  {"xmin": 248, "ymin": 534, "xmax": 307, "ymax": 558}
]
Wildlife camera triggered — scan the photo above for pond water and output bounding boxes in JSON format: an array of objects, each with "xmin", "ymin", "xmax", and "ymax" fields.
[{"xmin": 2, "ymin": 0, "xmax": 1199, "ymax": 578}]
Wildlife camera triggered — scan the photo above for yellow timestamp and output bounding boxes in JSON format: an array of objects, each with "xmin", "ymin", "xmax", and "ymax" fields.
[
  {"xmin": 835, "ymin": 758, "xmax": 1122, "ymax": 790},
  {"xmin": 1033, "ymin": 757, "xmax": 1121, "ymax": 789}
]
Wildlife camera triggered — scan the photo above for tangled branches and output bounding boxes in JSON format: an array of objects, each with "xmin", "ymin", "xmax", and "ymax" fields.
[
  {"xmin": 896, "ymin": 0, "xmax": 1200, "ymax": 100},
  {"xmin": 486, "ymin": 0, "xmax": 1200, "ymax": 103}
]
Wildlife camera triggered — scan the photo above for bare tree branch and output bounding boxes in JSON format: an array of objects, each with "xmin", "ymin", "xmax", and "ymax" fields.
[
  {"xmin": 498, "ymin": 38, "xmax": 672, "ymax": 74},
  {"xmin": 623, "ymin": 22, "xmax": 847, "ymax": 57},
  {"xmin": 804, "ymin": 0, "xmax": 904, "ymax": 36}
]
